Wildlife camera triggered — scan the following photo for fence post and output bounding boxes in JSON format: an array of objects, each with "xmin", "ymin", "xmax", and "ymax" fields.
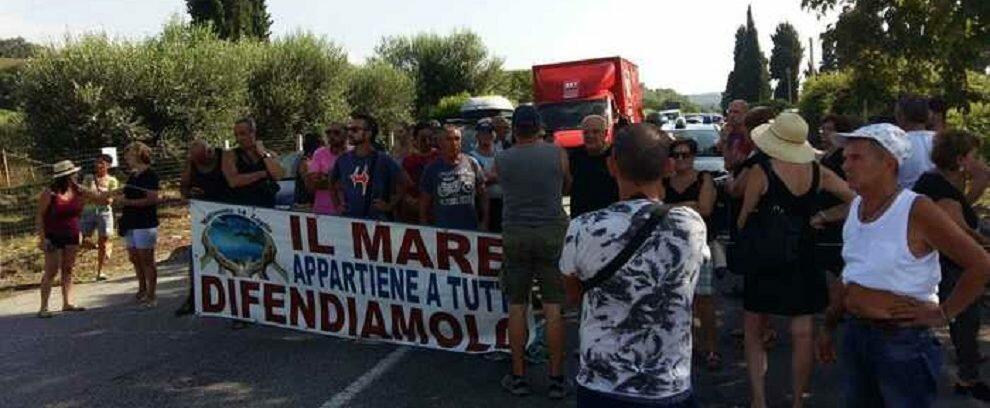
[{"xmin": 1, "ymin": 149, "xmax": 9, "ymax": 187}]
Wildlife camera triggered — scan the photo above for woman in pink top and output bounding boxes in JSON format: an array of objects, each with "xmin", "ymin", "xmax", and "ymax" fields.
[
  {"xmin": 306, "ymin": 123, "xmax": 348, "ymax": 215},
  {"xmin": 35, "ymin": 160, "xmax": 109, "ymax": 318}
]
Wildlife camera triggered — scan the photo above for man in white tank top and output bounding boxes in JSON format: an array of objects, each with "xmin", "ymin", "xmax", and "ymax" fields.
[{"xmin": 814, "ymin": 124, "xmax": 990, "ymax": 407}]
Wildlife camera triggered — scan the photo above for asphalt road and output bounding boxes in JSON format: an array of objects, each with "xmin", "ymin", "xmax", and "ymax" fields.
[{"xmin": 1, "ymin": 258, "xmax": 987, "ymax": 408}]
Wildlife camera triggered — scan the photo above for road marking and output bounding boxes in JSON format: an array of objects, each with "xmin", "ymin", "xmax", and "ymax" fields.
[{"xmin": 319, "ymin": 346, "xmax": 409, "ymax": 408}]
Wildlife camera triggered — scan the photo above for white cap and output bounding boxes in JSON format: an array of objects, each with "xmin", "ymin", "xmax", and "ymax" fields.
[{"xmin": 834, "ymin": 123, "xmax": 912, "ymax": 165}]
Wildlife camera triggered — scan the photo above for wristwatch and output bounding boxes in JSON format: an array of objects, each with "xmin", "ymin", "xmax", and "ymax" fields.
[{"xmin": 261, "ymin": 151, "xmax": 274, "ymax": 159}]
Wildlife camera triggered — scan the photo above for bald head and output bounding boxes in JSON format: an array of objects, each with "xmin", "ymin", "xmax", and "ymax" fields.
[{"xmin": 582, "ymin": 115, "xmax": 609, "ymax": 153}]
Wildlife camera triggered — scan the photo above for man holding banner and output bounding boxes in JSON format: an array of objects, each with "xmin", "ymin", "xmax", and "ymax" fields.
[
  {"xmin": 419, "ymin": 125, "xmax": 488, "ymax": 230},
  {"xmin": 331, "ymin": 113, "xmax": 406, "ymax": 221}
]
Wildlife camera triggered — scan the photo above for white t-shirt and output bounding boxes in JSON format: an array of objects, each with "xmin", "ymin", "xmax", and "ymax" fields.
[
  {"xmin": 898, "ymin": 130, "xmax": 935, "ymax": 190},
  {"xmin": 559, "ymin": 199, "xmax": 709, "ymax": 399}
]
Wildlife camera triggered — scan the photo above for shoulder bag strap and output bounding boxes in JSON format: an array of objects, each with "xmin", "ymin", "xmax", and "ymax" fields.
[{"xmin": 581, "ymin": 204, "xmax": 671, "ymax": 291}]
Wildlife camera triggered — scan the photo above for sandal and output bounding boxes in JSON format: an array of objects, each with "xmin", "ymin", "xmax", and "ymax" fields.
[
  {"xmin": 62, "ymin": 305, "xmax": 86, "ymax": 312},
  {"xmin": 705, "ymin": 351, "xmax": 723, "ymax": 371},
  {"xmin": 37, "ymin": 310, "xmax": 54, "ymax": 318}
]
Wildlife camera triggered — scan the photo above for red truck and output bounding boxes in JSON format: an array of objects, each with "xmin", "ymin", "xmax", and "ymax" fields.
[{"xmin": 532, "ymin": 57, "xmax": 644, "ymax": 148}]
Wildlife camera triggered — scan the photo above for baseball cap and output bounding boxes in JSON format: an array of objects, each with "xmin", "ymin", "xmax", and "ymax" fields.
[
  {"xmin": 511, "ymin": 105, "xmax": 542, "ymax": 129},
  {"xmin": 834, "ymin": 123, "xmax": 911, "ymax": 165}
]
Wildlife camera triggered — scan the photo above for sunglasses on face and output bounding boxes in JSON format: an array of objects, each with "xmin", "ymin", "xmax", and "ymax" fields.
[{"xmin": 671, "ymin": 152, "xmax": 694, "ymax": 159}]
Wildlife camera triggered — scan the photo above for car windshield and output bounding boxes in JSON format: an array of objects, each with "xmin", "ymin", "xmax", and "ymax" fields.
[
  {"xmin": 671, "ymin": 129, "xmax": 720, "ymax": 157},
  {"xmin": 537, "ymin": 99, "xmax": 608, "ymax": 131}
]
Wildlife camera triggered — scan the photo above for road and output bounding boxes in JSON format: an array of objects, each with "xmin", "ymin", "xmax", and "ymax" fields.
[{"xmin": 0, "ymin": 256, "xmax": 986, "ymax": 408}]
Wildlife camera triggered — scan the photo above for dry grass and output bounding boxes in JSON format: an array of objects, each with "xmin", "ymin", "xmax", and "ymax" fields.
[
  {"xmin": 0, "ymin": 58, "xmax": 27, "ymax": 70},
  {"xmin": 0, "ymin": 205, "xmax": 191, "ymax": 290}
]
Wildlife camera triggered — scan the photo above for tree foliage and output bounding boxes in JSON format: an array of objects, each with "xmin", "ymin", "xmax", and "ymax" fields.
[
  {"xmin": 493, "ymin": 69, "xmax": 533, "ymax": 105},
  {"xmin": 769, "ymin": 22, "xmax": 804, "ymax": 103},
  {"xmin": 0, "ymin": 37, "xmax": 40, "ymax": 59},
  {"xmin": 186, "ymin": 0, "xmax": 272, "ymax": 41},
  {"xmin": 429, "ymin": 92, "xmax": 471, "ymax": 121},
  {"xmin": 722, "ymin": 6, "xmax": 772, "ymax": 109},
  {"xmin": 643, "ymin": 86, "xmax": 700, "ymax": 112},
  {"xmin": 803, "ymin": 0, "xmax": 989, "ymax": 110},
  {"xmin": 247, "ymin": 33, "xmax": 350, "ymax": 142},
  {"xmin": 347, "ymin": 62, "xmax": 415, "ymax": 131},
  {"xmin": 374, "ymin": 30, "xmax": 503, "ymax": 118}
]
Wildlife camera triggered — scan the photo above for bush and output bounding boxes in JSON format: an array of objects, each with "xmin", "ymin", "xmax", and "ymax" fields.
[
  {"xmin": 247, "ymin": 33, "xmax": 350, "ymax": 144},
  {"xmin": 0, "ymin": 109, "xmax": 29, "ymax": 153},
  {"xmin": 347, "ymin": 61, "xmax": 414, "ymax": 132},
  {"xmin": 429, "ymin": 92, "xmax": 471, "ymax": 121},
  {"xmin": 798, "ymin": 70, "xmax": 858, "ymax": 131}
]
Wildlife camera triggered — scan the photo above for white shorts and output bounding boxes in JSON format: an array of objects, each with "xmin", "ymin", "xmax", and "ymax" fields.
[
  {"xmin": 81, "ymin": 211, "xmax": 114, "ymax": 238},
  {"xmin": 125, "ymin": 228, "xmax": 158, "ymax": 250}
]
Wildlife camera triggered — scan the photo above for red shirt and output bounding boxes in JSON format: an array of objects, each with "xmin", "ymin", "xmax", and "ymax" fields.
[
  {"xmin": 44, "ymin": 188, "xmax": 84, "ymax": 236},
  {"xmin": 402, "ymin": 150, "xmax": 438, "ymax": 196}
]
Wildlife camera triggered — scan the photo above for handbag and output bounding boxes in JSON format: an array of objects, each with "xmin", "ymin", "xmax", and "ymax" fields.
[{"xmin": 580, "ymin": 203, "xmax": 670, "ymax": 291}]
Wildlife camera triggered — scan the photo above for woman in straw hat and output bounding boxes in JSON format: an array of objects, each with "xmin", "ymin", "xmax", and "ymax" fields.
[
  {"xmin": 35, "ymin": 159, "xmax": 112, "ymax": 318},
  {"xmin": 735, "ymin": 112, "xmax": 855, "ymax": 407}
]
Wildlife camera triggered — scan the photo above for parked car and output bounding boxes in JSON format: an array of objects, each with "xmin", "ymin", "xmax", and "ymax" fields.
[
  {"xmin": 275, "ymin": 151, "xmax": 303, "ymax": 209},
  {"xmin": 669, "ymin": 124, "xmax": 725, "ymax": 176}
]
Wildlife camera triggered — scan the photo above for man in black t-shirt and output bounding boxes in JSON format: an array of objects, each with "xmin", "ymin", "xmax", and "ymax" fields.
[{"xmin": 568, "ymin": 115, "xmax": 618, "ymax": 217}]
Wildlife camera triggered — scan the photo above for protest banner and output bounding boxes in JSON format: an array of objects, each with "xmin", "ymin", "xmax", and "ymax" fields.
[{"xmin": 191, "ymin": 200, "xmax": 511, "ymax": 353}]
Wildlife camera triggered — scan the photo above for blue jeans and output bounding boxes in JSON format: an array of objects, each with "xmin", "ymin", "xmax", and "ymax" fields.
[
  {"xmin": 576, "ymin": 386, "xmax": 698, "ymax": 407},
  {"xmin": 841, "ymin": 319, "xmax": 942, "ymax": 407}
]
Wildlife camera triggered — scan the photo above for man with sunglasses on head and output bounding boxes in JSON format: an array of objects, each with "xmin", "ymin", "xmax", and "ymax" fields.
[{"xmin": 330, "ymin": 113, "xmax": 406, "ymax": 221}]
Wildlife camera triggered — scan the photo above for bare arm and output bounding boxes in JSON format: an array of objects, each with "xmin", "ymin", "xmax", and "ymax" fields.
[
  {"xmin": 727, "ymin": 167, "xmax": 750, "ymax": 198},
  {"xmin": 697, "ymin": 172, "xmax": 716, "ymax": 218},
  {"xmin": 121, "ymin": 190, "xmax": 159, "ymax": 208},
  {"xmin": 811, "ymin": 167, "xmax": 855, "ymax": 228},
  {"xmin": 560, "ymin": 148, "xmax": 572, "ymax": 195},
  {"xmin": 735, "ymin": 165, "xmax": 766, "ymax": 229},
  {"xmin": 179, "ymin": 161, "xmax": 193, "ymax": 199},
  {"xmin": 915, "ymin": 198, "xmax": 990, "ymax": 321},
  {"xmin": 35, "ymin": 191, "xmax": 51, "ymax": 247},
  {"xmin": 934, "ymin": 198, "xmax": 988, "ymax": 245},
  {"xmin": 222, "ymin": 150, "xmax": 266, "ymax": 188},
  {"xmin": 563, "ymin": 275, "xmax": 582, "ymax": 306}
]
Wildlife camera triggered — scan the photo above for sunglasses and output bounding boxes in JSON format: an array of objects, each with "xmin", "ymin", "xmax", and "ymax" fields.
[
  {"xmin": 671, "ymin": 152, "xmax": 694, "ymax": 159},
  {"xmin": 346, "ymin": 126, "xmax": 364, "ymax": 133}
]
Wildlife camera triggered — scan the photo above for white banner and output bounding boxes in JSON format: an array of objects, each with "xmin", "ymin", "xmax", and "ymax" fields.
[{"xmin": 191, "ymin": 200, "xmax": 511, "ymax": 353}]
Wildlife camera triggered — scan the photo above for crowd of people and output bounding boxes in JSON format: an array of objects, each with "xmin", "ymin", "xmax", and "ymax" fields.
[{"xmin": 32, "ymin": 94, "xmax": 990, "ymax": 406}]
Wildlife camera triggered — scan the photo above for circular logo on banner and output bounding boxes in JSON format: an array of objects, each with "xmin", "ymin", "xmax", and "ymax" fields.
[{"xmin": 199, "ymin": 210, "xmax": 287, "ymax": 282}]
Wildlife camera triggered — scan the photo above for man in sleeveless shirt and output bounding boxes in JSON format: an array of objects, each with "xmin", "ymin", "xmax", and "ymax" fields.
[
  {"xmin": 495, "ymin": 105, "xmax": 572, "ymax": 398},
  {"xmin": 815, "ymin": 124, "xmax": 990, "ymax": 406},
  {"xmin": 176, "ymin": 139, "xmax": 231, "ymax": 316},
  {"xmin": 221, "ymin": 117, "xmax": 284, "ymax": 208}
]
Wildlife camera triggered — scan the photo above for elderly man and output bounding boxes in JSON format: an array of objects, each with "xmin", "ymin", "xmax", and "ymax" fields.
[
  {"xmin": 568, "ymin": 115, "xmax": 619, "ymax": 217},
  {"xmin": 561, "ymin": 123, "xmax": 708, "ymax": 406},
  {"xmin": 419, "ymin": 126, "xmax": 488, "ymax": 230},
  {"xmin": 816, "ymin": 124, "xmax": 990, "ymax": 406},
  {"xmin": 720, "ymin": 99, "xmax": 751, "ymax": 171}
]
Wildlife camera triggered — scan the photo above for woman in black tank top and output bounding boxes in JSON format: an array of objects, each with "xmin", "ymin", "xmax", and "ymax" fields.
[{"xmin": 664, "ymin": 138, "xmax": 722, "ymax": 369}]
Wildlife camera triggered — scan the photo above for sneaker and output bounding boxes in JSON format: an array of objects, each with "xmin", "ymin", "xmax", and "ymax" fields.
[
  {"xmin": 955, "ymin": 381, "xmax": 990, "ymax": 402},
  {"xmin": 500, "ymin": 374, "xmax": 531, "ymax": 396},
  {"xmin": 547, "ymin": 375, "xmax": 568, "ymax": 400},
  {"xmin": 483, "ymin": 352, "xmax": 509, "ymax": 362}
]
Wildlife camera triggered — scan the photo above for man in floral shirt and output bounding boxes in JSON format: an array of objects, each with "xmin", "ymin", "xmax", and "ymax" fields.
[{"xmin": 560, "ymin": 124, "xmax": 709, "ymax": 407}]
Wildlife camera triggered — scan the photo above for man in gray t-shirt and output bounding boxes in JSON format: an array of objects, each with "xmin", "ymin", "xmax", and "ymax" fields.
[
  {"xmin": 495, "ymin": 105, "xmax": 572, "ymax": 399},
  {"xmin": 419, "ymin": 126, "xmax": 487, "ymax": 230}
]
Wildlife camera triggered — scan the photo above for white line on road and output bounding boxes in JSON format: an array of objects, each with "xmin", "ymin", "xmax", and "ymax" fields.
[{"xmin": 319, "ymin": 346, "xmax": 410, "ymax": 408}]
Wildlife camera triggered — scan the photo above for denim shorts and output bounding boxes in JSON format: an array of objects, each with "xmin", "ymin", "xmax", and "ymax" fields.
[
  {"xmin": 841, "ymin": 318, "xmax": 942, "ymax": 407},
  {"xmin": 81, "ymin": 211, "xmax": 114, "ymax": 238},
  {"xmin": 124, "ymin": 228, "xmax": 158, "ymax": 250}
]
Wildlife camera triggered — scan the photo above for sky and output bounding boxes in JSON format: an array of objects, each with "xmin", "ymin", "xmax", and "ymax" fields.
[{"xmin": 0, "ymin": 0, "xmax": 836, "ymax": 95}]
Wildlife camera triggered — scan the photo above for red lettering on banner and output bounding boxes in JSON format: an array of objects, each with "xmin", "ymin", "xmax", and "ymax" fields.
[
  {"xmin": 390, "ymin": 305, "xmax": 428, "ymax": 344},
  {"xmin": 290, "ymin": 215, "xmax": 303, "ymax": 251},
  {"xmin": 438, "ymin": 232, "xmax": 473, "ymax": 274},
  {"xmin": 201, "ymin": 275, "xmax": 225, "ymax": 313},
  {"xmin": 361, "ymin": 301, "xmax": 388, "ymax": 338},
  {"xmin": 430, "ymin": 312, "xmax": 463, "ymax": 349},
  {"xmin": 239, "ymin": 280, "xmax": 260, "ymax": 319},
  {"xmin": 477, "ymin": 236, "xmax": 502, "ymax": 277},
  {"xmin": 290, "ymin": 287, "xmax": 316, "ymax": 329},
  {"xmin": 352, "ymin": 223, "xmax": 393, "ymax": 262},
  {"xmin": 319, "ymin": 292, "xmax": 345, "ymax": 333},
  {"xmin": 346, "ymin": 296, "xmax": 358, "ymax": 336},
  {"xmin": 496, "ymin": 318, "xmax": 510, "ymax": 349},
  {"xmin": 262, "ymin": 283, "xmax": 286, "ymax": 324},
  {"xmin": 307, "ymin": 217, "xmax": 334, "ymax": 255},
  {"xmin": 464, "ymin": 315, "xmax": 490, "ymax": 352},
  {"xmin": 396, "ymin": 228, "xmax": 434, "ymax": 268}
]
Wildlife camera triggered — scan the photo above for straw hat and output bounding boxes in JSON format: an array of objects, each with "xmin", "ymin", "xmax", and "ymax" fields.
[
  {"xmin": 751, "ymin": 112, "xmax": 816, "ymax": 164},
  {"xmin": 51, "ymin": 160, "xmax": 81, "ymax": 179}
]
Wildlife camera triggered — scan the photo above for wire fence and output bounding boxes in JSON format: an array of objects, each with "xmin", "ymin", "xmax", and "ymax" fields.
[{"xmin": 0, "ymin": 139, "xmax": 300, "ymax": 240}]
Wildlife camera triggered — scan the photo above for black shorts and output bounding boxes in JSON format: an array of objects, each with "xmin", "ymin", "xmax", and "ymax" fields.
[{"xmin": 45, "ymin": 232, "xmax": 81, "ymax": 251}]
